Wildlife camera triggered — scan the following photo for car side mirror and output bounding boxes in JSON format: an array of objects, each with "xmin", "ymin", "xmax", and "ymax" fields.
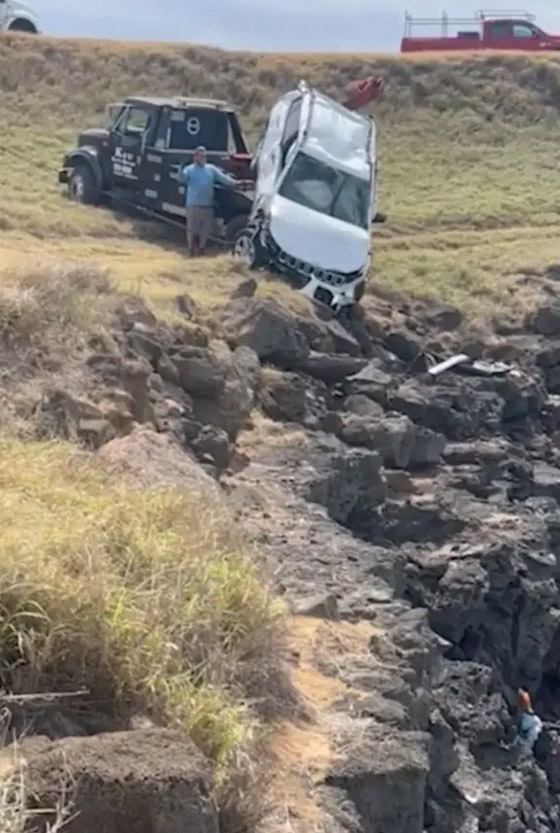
[{"xmin": 372, "ymin": 212, "xmax": 387, "ymax": 224}]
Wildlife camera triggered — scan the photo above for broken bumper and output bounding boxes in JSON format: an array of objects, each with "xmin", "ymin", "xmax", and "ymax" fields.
[{"xmin": 264, "ymin": 230, "xmax": 365, "ymax": 311}]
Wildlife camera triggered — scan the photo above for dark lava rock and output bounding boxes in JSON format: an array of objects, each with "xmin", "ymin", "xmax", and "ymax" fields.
[
  {"xmin": 261, "ymin": 370, "xmax": 332, "ymax": 429},
  {"xmin": 219, "ymin": 297, "xmax": 309, "ymax": 368},
  {"xmin": 344, "ymin": 394, "xmax": 385, "ymax": 419},
  {"xmin": 229, "ymin": 277, "xmax": 257, "ymax": 300},
  {"xmin": 340, "ymin": 414, "xmax": 416, "ymax": 469},
  {"xmin": 385, "ymin": 331, "xmax": 423, "ymax": 363},
  {"xmin": 192, "ymin": 346, "xmax": 260, "ymax": 441},
  {"xmin": 300, "ymin": 353, "xmax": 368, "ymax": 384},
  {"xmin": 343, "ymin": 360, "xmax": 393, "ymax": 405},
  {"xmin": 533, "ymin": 304, "xmax": 560, "ymax": 336},
  {"xmin": 190, "ymin": 424, "xmax": 231, "ymax": 470},
  {"xmin": 173, "ymin": 348, "xmax": 227, "ymax": 397},
  {"xmin": 536, "ymin": 343, "xmax": 560, "ymax": 369},
  {"xmin": 423, "ymin": 303, "xmax": 463, "ymax": 332}
]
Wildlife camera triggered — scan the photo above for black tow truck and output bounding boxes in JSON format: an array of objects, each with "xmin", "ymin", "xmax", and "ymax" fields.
[{"xmin": 58, "ymin": 95, "xmax": 254, "ymax": 246}]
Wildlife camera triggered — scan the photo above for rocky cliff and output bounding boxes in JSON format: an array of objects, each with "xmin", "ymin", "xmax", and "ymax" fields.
[{"xmin": 6, "ymin": 270, "xmax": 560, "ymax": 833}]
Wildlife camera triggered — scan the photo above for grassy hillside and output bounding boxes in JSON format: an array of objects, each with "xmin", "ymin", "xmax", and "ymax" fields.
[
  {"xmin": 2, "ymin": 35, "xmax": 560, "ymax": 319},
  {"xmin": 1, "ymin": 32, "xmax": 560, "ymax": 829}
]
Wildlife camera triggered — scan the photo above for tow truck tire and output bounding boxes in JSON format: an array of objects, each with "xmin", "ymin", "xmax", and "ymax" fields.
[
  {"xmin": 68, "ymin": 164, "xmax": 100, "ymax": 206},
  {"xmin": 233, "ymin": 230, "xmax": 266, "ymax": 270},
  {"xmin": 225, "ymin": 214, "xmax": 250, "ymax": 246}
]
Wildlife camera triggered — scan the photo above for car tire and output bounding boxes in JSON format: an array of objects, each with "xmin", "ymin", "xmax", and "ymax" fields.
[
  {"xmin": 232, "ymin": 229, "xmax": 266, "ymax": 270},
  {"xmin": 68, "ymin": 164, "xmax": 100, "ymax": 205}
]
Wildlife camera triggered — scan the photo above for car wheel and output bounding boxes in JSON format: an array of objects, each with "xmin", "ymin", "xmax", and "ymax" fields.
[
  {"xmin": 69, "ymin": 164, "xmax": 99, "ymax": 205},
  {"xmin": 233, "ymin": 230, "xmax": 265, "ymax": 270}
]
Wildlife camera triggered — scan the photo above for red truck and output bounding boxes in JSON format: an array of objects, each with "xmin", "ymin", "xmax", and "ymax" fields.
[{"xmin": 400, "ymin": 10, "xmax": 560, "ymax": 52}]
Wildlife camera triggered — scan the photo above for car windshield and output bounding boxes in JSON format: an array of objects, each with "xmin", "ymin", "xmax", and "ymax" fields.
[{"xmin": 278, "ymin": 152, "xmax": 371, "ymax": 230}]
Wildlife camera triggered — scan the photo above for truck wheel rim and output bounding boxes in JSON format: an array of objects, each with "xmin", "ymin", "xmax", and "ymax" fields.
[
  {"xmin": 233, "ymin": 233, "xmax": 255, "ymax": 266},
  {"xmin": 71, "ymin": 175, "xmax": 84, "ymax": 200}
]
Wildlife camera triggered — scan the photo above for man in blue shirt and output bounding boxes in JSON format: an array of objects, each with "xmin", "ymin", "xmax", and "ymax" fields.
[{"xmin": 181, "ymin": 145, "xmax": 237, "ymax": 255}]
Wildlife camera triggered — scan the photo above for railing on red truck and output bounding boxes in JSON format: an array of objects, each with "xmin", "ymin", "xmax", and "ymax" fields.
[{"xmin": 403, "ymin": 9, "xmax": 535, "ymax": 38}]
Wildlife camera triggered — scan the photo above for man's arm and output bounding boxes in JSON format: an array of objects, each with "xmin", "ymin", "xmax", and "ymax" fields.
[
  {"xmin": 181, "ymin": 164, "xmax": 191, "ymax": 185},
  {"xmin": 210, "ymin": 165, "xmax": 237, "ymax": 188}
]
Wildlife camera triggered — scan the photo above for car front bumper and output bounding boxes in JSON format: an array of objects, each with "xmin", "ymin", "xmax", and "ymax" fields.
[{"xmin": 263, "ymin": 228, "xmax": 365, "ymax": 312}]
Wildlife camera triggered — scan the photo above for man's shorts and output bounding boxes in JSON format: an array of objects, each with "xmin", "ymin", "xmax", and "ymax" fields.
[{"xmin": 186, "ymin": 205, "xmax": 214, "ymax": 239}]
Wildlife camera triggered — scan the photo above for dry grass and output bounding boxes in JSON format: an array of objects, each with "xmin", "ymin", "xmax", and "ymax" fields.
[
  {"xmin": 0, "ymin": 760, "xmax": 70, "ymax": 832},
  {"xmin": 0, "ymin": 436, "xmax": 286, "ymax": 768},
  {"xmin": 0, "ymin": 261, "xmax": 113, "ymax": 350}
]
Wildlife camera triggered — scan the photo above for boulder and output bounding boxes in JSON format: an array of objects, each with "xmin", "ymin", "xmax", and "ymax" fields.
[
  {"xmin": 35, "ymin": 390, "xmax": 115, "ymax": 448},
  {"xmin": 173, "ymin": 347, "xmax": 227, "ymax": 397},
  {"xmin": 388, "ymin": 380, "xmax": 503, "ymax": 440},
  {"xmin": 219, "ymin": 297, "xmax": 309, "ymax": 368},
  {"xmin": 340, "ymin": 414, "xmax": 416, "ymax": 469},
  {"xmin": 14, "ymin": 728, "xmax": 219, "ymax": 833},
  {"xmin": 175, "ymin": 292, "xmax": 198, "ymax": 319},
  {"xmin": 292, "ymin": 592, "xmax": 339, "ymax": 620},
  {"xmin": 295, "ymin": 316, "xmax": 336, "ymax": 353},
  {"xmin": 174, "ymin": 322, "xmax": 209, "ymax": 348},
  {"xmin": 385, "ymin": 331, "xmax": 423, "ymax": 363},
  {"xmin": 127, "ymin": 328, "xmax": 165, "ymax": 363},
  {"xmin": 77, "ymin": 418, "xmax": 115, "ymax": 450},
  {"xmin": 192, "ymin": 346, "xmax": 260, "ymax": 441},
  {"xmin": 120, "ymin": 359, "xmax": 155, "ymax": 423},
  {"xmin": 423, "ymin": 303, "xmax": 463, "ymax": 332},
  {"xmin": 409, "ymin": 426, "xmax": 447, "ymax": 468},
  {"xmin": 289, "ymin": 434, "xmax": 387, "ymax": 524},
  {"xmin": 344, "ymin": 394, "xmax": 385, "ymax": 419},
  {"xmin": 117, "ymin": 296, "xmax": 157, "ymax": 330},
  {"xmin": 324, "ymin": 318, "xmax": 362, "ymax": 356},
  {"xmin": 325, "ymin": 728, "xmax": 429, "ymax": 833},
  {"xmin": 98, "ymin": 389, "xmax": 137, "ymax": 437},
  {"xmin": 343, "ymin": 360, "xmax": 393, "ymax": 405},
  {"xmin": 229, "ymin": 277, "xmax": 257, "ymax": 300},
  {"xmin": 260, "ymin": 370, "xmax": 332, "ymax": 429},
  {"xmin": 537, "ymin": 342, "xmax": 560, "ymax": 369},
  {"xmin": 300, "ymin": 352, "xmax": 367, "ymax": 384},
  {"xmin": 97, "ymin": 426, "xmax": 218, "ymax": 493},
  {"xmin": 533, "ymin": 304, "xmax": 560, "ymax": 336},
  {"xmin": 157, "ymin": 353, "xmax": 181, "ymax": 386},
  {"xmin": 190, "ymin": 424, "xmax": 231, "ymax": 470}
]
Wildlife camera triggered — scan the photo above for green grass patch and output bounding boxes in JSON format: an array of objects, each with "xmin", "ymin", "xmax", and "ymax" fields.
[{"xmin": 0, "ymin": 436, "xmax": 284, "ymax": 766}]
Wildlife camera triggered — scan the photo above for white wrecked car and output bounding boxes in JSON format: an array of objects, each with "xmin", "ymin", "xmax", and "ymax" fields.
[{"xmin": 233, "ymin": 80, "xmax": 378, "ymax": 314}]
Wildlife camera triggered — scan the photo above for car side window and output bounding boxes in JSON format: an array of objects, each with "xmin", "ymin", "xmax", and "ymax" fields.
[{"xmin": 513, "ymin": 23, "xmax": 535, "ymax": 38}]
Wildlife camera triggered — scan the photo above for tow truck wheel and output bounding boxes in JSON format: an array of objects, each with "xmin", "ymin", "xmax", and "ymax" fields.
[
  {"xmin": 233, "ymin": 230, "xmax": 265, "ymax": 270},
  {"xmin": 68, "ymin": 164, "xmax": 99, "ymax": 205}
]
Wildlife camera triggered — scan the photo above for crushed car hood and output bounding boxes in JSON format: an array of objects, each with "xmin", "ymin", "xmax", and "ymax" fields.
[{"xmin": 269, "ymin": 196, "xmax": 369, "ymax": 274}]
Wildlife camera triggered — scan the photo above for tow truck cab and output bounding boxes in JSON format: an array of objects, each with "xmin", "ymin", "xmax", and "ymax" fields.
[
  {"xmin": 59, "ymin": 96, "xmax": 254, "ymax": 243},
  {"xmin": 401, "ymin": 10, "xmax": 560, "ymax": 52}
]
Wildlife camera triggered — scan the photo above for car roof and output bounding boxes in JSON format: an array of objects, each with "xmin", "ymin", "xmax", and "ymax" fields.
[{"xmin": 124, "ymin": 95, "xmax": 232, "ymax": 110}]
